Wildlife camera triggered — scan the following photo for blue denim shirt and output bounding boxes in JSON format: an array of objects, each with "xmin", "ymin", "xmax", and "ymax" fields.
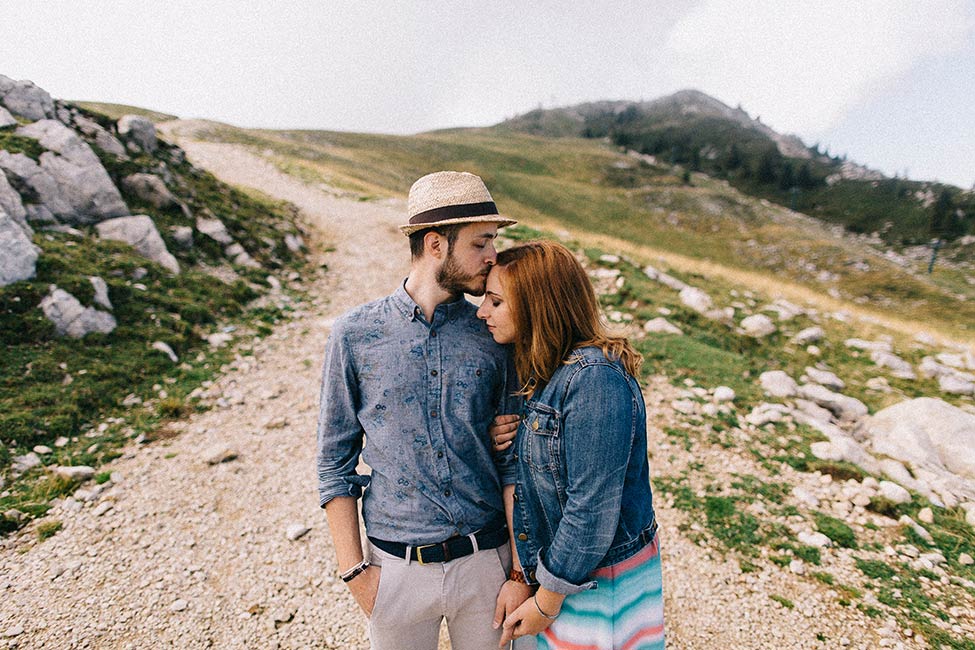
[
  {"xmin": 316, "ymin": 283, "xmax": 518, "ymax": 544},
  {"xmin": 512, "ymin": 346, "xmax": 657, "ymax": 594}
]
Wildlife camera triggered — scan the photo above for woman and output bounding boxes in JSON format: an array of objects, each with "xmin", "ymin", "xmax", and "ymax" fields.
[{"xmin": 478, "ymin": 241, "xmax": 664, "ymax": 650}]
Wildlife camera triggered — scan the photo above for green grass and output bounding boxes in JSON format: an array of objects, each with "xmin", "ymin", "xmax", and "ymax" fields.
[
  {"xmin": 0, "ymin": 130, "xmax": 46, "ymax": 160},
  {"xmin": 72, "ymin": 101, "xmax": 178, "ymax": 123},
  {"xmin": 815, "ymin": 512, "xmax": 858, "ymax": 549},
  {"xmin": 769, "ymin": 594, "xmax": 795, "ymax": 609},
  {"xmin": 36, "ymin": 519, "xmax": 62, "ymax": 540}
]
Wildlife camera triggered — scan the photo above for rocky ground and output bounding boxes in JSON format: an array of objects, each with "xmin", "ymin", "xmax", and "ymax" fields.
[{"xmin": 0, "ymin": 123, "xmax": 959, "ymax": 649}]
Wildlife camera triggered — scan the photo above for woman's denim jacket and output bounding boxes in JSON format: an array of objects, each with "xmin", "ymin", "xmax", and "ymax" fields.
[{"xmin": 511, "ymin": 346, "xmax": 657, "ymax": 595}]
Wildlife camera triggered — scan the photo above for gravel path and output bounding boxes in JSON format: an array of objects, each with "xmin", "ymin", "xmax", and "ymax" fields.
[{"xmin": 0, "ymin": 123, "xmax": 911, "ymax": 649}]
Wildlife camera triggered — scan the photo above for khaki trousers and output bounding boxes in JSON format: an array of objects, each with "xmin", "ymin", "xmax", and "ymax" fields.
[{"xmin": 367, "ymin": 539, "xmax": 516, "ymax": 650}]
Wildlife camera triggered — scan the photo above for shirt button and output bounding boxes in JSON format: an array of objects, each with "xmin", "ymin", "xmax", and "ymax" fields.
[
  {"xmin": 430, "ymin": 330, "xmax": 437, "ymax": 338},
  {"xmin": 517, "ymin": 533, "xmax": 528, "ymax": 541},
  {"xmin": 437, "ymin": 451, "xmax": 444, "ymax": 458},
  {"xmin": 431, "ymin": 410, "xmax": 438, "ymax": 418},
  {"xmin": 444, "ymin": 489, "xmax": 452, "ymax": 497},
  {"xmin": 513, "ymin": 453, "xmax": 519, "ymax": 461},
  {"xmin": 475, "ymin": 369, "xmax": 482, "ymax": 376},
  {"xmin": 512, "ymin": 493, "xmax": 519, "ymax": 502},
  {"xmin": 430, "ymin": 370, "xmax": 438, "ymax": 376}
]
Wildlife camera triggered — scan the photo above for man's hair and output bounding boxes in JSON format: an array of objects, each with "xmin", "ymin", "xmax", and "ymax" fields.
[
  {"xmin": 494, "ymin": 241, "xmax": 642, "ymax": 395},
  {"xmin": 409, "ymin": 223, "xmax": 465, "ymax": 260}
]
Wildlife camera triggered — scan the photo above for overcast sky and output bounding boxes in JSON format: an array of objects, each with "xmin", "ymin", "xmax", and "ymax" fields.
[{"xmin": 3, "ymin": 1, "xmax": 973, "ymax": 188}]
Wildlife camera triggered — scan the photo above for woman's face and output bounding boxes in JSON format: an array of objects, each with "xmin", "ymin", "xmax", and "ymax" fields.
[{"xmin": 476, "ymin": 267, "xmax": 516, "ymax": 344}]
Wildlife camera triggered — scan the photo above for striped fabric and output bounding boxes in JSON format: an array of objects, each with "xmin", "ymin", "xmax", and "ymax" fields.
[{"xmin": 536, "ymin": 535, "xmax": 665, "ymax": 650}]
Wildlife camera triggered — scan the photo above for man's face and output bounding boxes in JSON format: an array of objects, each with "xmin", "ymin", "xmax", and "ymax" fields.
[{"xmin": 436, "ymin": 223, "xmax": 499, "ymax": 296}]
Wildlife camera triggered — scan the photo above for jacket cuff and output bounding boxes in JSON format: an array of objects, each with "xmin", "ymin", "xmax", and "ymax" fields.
[
  {"xmin": 535, "ymin": 549, "xmax": 597, "ymax": 595},
  {"xmin": 318, "ymin": 476, "xmax": 366, "ymax": 508}
]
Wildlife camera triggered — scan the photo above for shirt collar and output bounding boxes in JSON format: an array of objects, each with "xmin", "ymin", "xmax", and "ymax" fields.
[{"xmin": 392, "ymin": 280, "xmax": 470, "ymax": 323}]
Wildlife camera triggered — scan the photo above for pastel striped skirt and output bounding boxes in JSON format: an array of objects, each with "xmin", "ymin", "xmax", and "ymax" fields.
[{"xmin": 536, "ymin": 534, "xmax": 665, "ymax": 650}]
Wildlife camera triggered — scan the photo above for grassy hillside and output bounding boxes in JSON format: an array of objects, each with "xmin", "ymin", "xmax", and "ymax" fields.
[
  {"xmin": 188, "ymin": 121, "xmax": 975, "ymax": 343},
  {"xmin": 72, "ymin": 101, "xmax": 178, "ymax": 123},
  {"xmin": 497, "ymin": 99, "xmax": 975, "ymax": 245}
]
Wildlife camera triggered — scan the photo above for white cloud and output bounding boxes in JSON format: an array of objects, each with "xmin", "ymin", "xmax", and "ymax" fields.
[{"xmin": 662, "ymin": 0, "xmax": 974, "ymax": 136}]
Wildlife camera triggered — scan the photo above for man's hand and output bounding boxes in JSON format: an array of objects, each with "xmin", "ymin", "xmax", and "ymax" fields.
[
  {"xmin": 346, "ymin": 565, "xmax": 382, "ymax": 617},
  {"xmin": 489, "ymin": 414, "xmax": 520, "ymax": 452},
  {"xmin": 493, "ymin": 579, "xmax": 533, "ymax": 640}
]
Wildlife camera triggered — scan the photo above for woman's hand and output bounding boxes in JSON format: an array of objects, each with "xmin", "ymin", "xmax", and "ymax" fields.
[
  {"xmin": 499, "ymin": 589, "xmax": 565, "ymax": 646},
  {"xmin": 489, "ymin": 414, "xmax": 520, "ymax": 451},
  {"xmin": 493, "ymin": 579, "xmax": 533, "ymax": 636}
]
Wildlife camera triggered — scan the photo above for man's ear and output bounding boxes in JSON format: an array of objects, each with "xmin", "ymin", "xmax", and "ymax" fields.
[{"xmin": 425, "ymin": 231, "xmax": 446, "ymax": 260}]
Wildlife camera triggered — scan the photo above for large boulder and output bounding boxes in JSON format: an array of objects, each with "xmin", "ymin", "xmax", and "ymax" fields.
[
  {"xmin": 121, "ymin": 173, "xmax": 176, "ymax": 208},
  {"xmin": 870, "ymin": 350, "xmax": 916, "ymax": 380},
  {"xmin": 117, "ymin": 115, "xmax": 157, "ymax": 153},
  {"xmin": 0, "ymin": 207, "xmax": 38, "ymax": 286},
  {"xmin": 798, "ymin": 383, "xmax": 868, "ymax": 422},
  {"xmin": 73, "ymin": 114, "xmax": 127, "ymax": 158},
  {"xmin": 0, "ymin": 106, "xmax": 17, "ymax": 128},
  {"xmin": 679, "ymin": 287, "xmax": 713, "ymax": 313},
  {"xmin": 40, "ymin": 286, "xmax": 117, "ymax": 338},
  {"xmin": 866, "ymin": 398, "xmax": 975, "ymax": 482},
  {"xmin": 0, "ymin": 120, "xmax": 128, "ymax": 224},
  {"xmin": 0, "ymin": 170, "xmax": 29, "ymax": 234},
  {"xmin": 740, "ymin": 314, "xmax": 776, "ymax": 338},
  {"xmin": 0, "ymin": 75, "xmax": 55, "ymax": 121},
  {"xmin": 96, "ymin": 215, "xmax": 179, "ymax": 274},
  {"xmin": 759, "ymin": 370, "xmax": 798, "ymax": 398}
]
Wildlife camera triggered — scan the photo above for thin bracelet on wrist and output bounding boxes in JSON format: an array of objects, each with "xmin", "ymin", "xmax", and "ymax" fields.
[
  {"xmin": 340, "ymin": 559, "xmax": 370, "ymax": 583},
  {"xmin": 533, "ymin": 593, "xmax": 559, "ymax": 620}
]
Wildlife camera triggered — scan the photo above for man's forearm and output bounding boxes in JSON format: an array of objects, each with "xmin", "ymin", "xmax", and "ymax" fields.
[
  {"xmin": 324, "ymin": 496, "xmax": 365, "ymax": 572},
  {"xmin": 502, "ymin": 484, "xmax": 522, "ymax": 571}
]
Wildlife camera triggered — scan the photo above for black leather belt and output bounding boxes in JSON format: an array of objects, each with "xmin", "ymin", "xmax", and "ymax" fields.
[{"xmin": 369, "ymin": 526, "xmax": 508, "ymax": 565}]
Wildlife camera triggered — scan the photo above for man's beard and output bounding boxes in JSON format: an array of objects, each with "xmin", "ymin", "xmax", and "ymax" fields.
[{"xmin": 437, "ymin": 251, "xmax": 488, "ymax": 296}]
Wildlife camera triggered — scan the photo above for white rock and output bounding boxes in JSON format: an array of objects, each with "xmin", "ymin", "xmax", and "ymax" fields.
[
  {"xmin": 33, "ymin": 445, "xmax": 53, "ymax": 454},
  {"xmin": 51, "ymin": 465, "xmax": 95, "ymax": 481},
  {"xmin": 870, "ymin": 350, "xmax": 916, "ymax": 380},
  {"xmin": 740, "ymin": 314, "xmax": 776, "ymax": 338},
  {"xmin": 671, "ymin": 399, "xmax": 698, "ymax": 415},
  {"xmin": 96, "ymin": 215, "xmax": 180, "ymax": 274},
  {"xmin": 789, "ymin": 559, "xmax": 805, "ymax": 575},
  {"xmin": 117, "ymin": 115, "xmax": 157, "ymax": 153},
  {"xmin": 804, "ymin": 366, "xmax": 845, "ymax": 391},
  {"xmin": 643, "ymin": 317, "xmax": 682, "ymax": 335},
  {"xmin": 759, "ymin": 370, "xmax": 798, "ymax": 398},
  {"xmin": 791, "ymin": 486, "xmax": 820, "ymax": 508},
  {"xmin": 712, "ymin": 386, "xmax": 735, "ymax": 403},
  {"xmin": 967, "ymin": 509, "xmax": 975, "ymax": 527},
  {"xmin": 92, "ymin": 502, "xmax": 113, "ymax": 517},
  {"xmin": 644, "ymin": 265, "xmax": 688, "ymax": 291},
  {"xmin": 878, "ymin": 481, "xmax": 912, "ymax": 504},
  {"xmin": 792, "ymin": 326, "xmax": 825, "ymax": 345},
  {"xmin": 939, "ymin": 373, "xmax": 975, "ymax": 396},
  {"xmin": 286, "ymin": 524, "xmax": 311, "ymax": 541},
  {"xmin": 284, "ymin": 232, "xmax": 305, "ymax": 253},
  {"xmin": 206, "ymin": 446, "xmax": 238, "ymax": 465},
  {"xmin": 0, "ymin": 208, "xmax": 39, "ymax": 287},
  {"xmin": 121, "ymin": 173, "xmax": 176, "ymax": 208},
  {"xmin": 3, "ymin": 625, "xmax": 24, "ymax": 638},
  {"xmin": 0, "ymin": 74, "xmax": 55, "ymax": 120},
  {"xmin": 746, "ymin": 403, "xmax": 786, "ymax": 426},
  {"xmin": 151, "ymin": 341, "xmax": 178, "ymax": 363},
  {"xmin": 914, "ymin": 332, "xmax": 937, "ymax": 346},
  {"xmin": 806, "ymin": 345, "xmax": 821, "ymax": 356},
  {"xmin": 792, "ymin": 399, "xmax": 833, "ymax": 425},
  {"xmin": 207, "ymin": 332, "xmax": 233, "ymax": 348},
  {"xmin": 919, "ymin": 356, "xmax": 950, "ymax": 379},
  {"xmin": 797, "ymin": 531, "xmax": 832, "ymax": 548},
  {"xmin": 679, "ymin": 287, "xmax": 712, "ymax": 313},
  {"xmin": 170, "ymin": 598, "xmax": 188, "ymax": 612},
  {"xmin": 919, "ymin": 551, "xmax": 946, "ymax": 566},
  {"xmin": 917, "ymin": 507, "xmax": 934, "ymax": 524},
  {"xmin": 899, "ymin": 515, "xmax": 933, "ymax": 543},
  {"xmin": 40, "ymin": 286, "xmax": 117, "ymax": 338},
  {"xmin": 959, "ymin": 553, "xmax": 974, "ymax": 566},
  {"xmin": 845, "ymin": 338, "xmax": 892, "ymax": 352},
  {"xmin": 88, "ymin": 276, "xmax": 113, "ymax": 310},
  {"xmin": 0, "ymin": 105, "xmax": 17, "ymax": 128},
  {"xmin": 798, "ymin": 383, "xmax": 868, "ymax": 422},
  {"xmin": 866, "ymin": 377, "xmax": 892, "ymax": 392},
  {"xmin": 12, "ymin": 452, "xmax": 42, "ymax": 473},
  {"xmin": 196, "ymin": 216, "xmax": 234, "ymax": 245}
]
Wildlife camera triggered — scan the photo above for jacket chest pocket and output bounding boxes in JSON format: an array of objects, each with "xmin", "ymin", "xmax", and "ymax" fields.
[{"xmin": 523, "ymin": 403, "xmax": 560, "ymax": 473}]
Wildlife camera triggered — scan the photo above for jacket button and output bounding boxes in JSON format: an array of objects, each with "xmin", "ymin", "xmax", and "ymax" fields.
[
  {"xmin": 512, "ymin": 493, "xmax": 518, "ymax": 502},
  {"xmin": 431, "ymin": 370, "xmax": 438, "ymax": 376},
  {"xmin": 430, "ymin": 330, "xmax": 437, "ymax": 338},
  {"xmin": 517, "ymin": 533, "xmax": 528, "ymax": 541},
  {"xmin": 444, "ymin": 489, "xmax": 452, "ymax": 497},
  {"xmin": 529, "ymin": 570, "xmax": 536, "ymax": 581}
]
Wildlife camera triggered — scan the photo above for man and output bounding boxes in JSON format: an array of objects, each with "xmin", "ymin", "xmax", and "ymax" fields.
[{"xmin": 317, "ymin": 171, "xmax": 531, "ymax": 649}]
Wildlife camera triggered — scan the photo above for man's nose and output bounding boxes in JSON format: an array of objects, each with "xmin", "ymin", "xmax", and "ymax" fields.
[{"xmin": 484, "ymin": 245, "xmax": 498, "ymax": 265}]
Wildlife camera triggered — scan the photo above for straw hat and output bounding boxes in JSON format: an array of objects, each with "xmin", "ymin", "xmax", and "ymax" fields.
[{"xmin": 399, "ymin": 171, "xmax": 517, "ymax": 236}]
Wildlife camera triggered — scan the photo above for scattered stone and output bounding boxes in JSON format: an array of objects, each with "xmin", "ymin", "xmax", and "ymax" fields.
[
  {"xmin": 797, "ymin": 383, "xmax": 868, "ymax": 422},
  {"xmin": 96, "ymin": 215, "xmax": 180, "ymax": 274},
  {"xmin": 0, "ymin": 105, "xmax": 16, "ymax": 127},
  {"xmin": 40, "ymin": 285, "xmax": 117, "ymax": 338},
  {"xmin": 746, "ymin": 403, "xmax": 787, "ymax": 426},
  {"xmin": 643, "ymin": 317, "xmax": 682, "ymax": 335},
  {"xmin": 712, "ymin": 386, "xmax": 735, "ymax": 403},
  {"xmin": 33, "ymin": 445, "xmax": 53, "ymax": 455},
  {"xmin": 791, "ymin": 487, "xmax": 820, "ymax": 508},
  {"xmin": 959, "ymin": 553, "xmax": 974, "ymax": 566},
  {"xmin": 92, "ymin": 502, "xmax": 113, "ymax": 517},
  {"xmin": 643, "ymin": 265, "xmax": 688, "ymax": 291},
  {"xmin": 88, "ymin": 275, "xmax": 113, "ymax": 311},
  {"xmin": 207, "ymin": 332, "xmax": 234, "ymax": 348},
  {"xmin": 679, "ymin": 287, "xmax": 713, "ymax": 313},
  {"xmin": 117, "ymin": 115, "xmax": 157, "ymax": 153},
  {"xmin": 151, "ymin": 341, "xmax": 179, "ymax": 363},
  {"xmin": 51, "ymin": 465, "xmax": 96, "ymax": 481},
  {"xmin": 196, "ymin": 216, "xmax": 233, "ymax": 244},
  {"xmin": 121, "ymin": 173, "xmax": 177, "ymax": 208},
  {"xmin": 865, "ymin": 377, "xmax": 891, "ymax": 393},
  {"xmin": 870, "ymin": 350, "xmax": 916, "ymax": 380},
  {"xmin": 845, "ymin": 338, "xmax": 892, "ymax": 353},
  {"xmin": 792, "ymin": 326, "xmax": 824, "ymax": 345},
  {"xmin": 789, "ymin": 559, "xmax": 805, "ymax": 575},
  {"xmin": 806, "ymin": 345, "xmax": 821, "ymax": 356},
  {"xmin": 797, "ymin": 531, "xmax": 832, "ymax": 548},
  {"xmin": 740, "ymin": 314, "xmax": 776, "ymax": 338},
  {"xmin": 896, "ymin": 544, "xmax": 920, "ymax": 558},
  {"xmin": 938, "ymin": 373, "xmax": 975, "ymax": 396},
  {"xmin": 0, "ymin": 74, "xmax": 55, "ymax": 120},
  {"xmin": 804, "ymin": 366, "xmax": 845, "ymax": 391},
  {"xmin": 284, "ymin": 232, "xmax": 305, "ymax": 253},
  {"xmin": 3, "ymin": 625, "xmax": 24, "ymax": 638},
  {"xmin": 919, "ymin": 551, "xmax": 946, "ymax": 566},
  {"xmin": 286, "ymin": 524, "xmax": 311, "ymax": 541},
  {"xmin": 899, "ymin": 515, "xmax": 933, "ymax": 543},
  {"xmin": 170, "ymin": 599, "xmax": 188, "ymax": 612},
  {"xmin": 917, "ymin": 507, "xmax": 934, "ymax": 524},
  {"xmin": 206, "ymin": 446, "xmax": 239, "ymax": 465},
  {"xmin": 0, "ymin": 207, "xmax": 39, "ymax": 286},
  {"xmin": 878, "ymin": 481, "xmax": 912, "ymax": 505},
  {"xmin": 271, "ymin": 607, "xmax": 296, "ymax": 625},
  {"xmin": 12, "ymin": 452, "xmax": 42, "ymax": 474},
  {"xmin": 172, "ymin": 225, "xmax": 193, "ymax": 249},
  {"xmin": 759, "ymin": 370, "xmax": 798, "ymax": 398},
  {"xmin": 3, "ymin": 509, "xmax": 24, "ymax": 523},
  {"xmin": 54, "ymin": 436, "xmax": 69, "ymax": 447}
]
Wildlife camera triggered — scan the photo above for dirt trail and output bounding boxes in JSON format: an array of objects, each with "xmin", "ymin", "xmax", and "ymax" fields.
[{"xmin": 0, "ymin": 123, "xmax": 900, "ymax": 649}]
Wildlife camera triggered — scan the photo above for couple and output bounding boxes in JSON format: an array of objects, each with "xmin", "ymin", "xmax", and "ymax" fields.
[{"xmin": 316, "ymin": 171, "xmax": 664, "ymax": 650}]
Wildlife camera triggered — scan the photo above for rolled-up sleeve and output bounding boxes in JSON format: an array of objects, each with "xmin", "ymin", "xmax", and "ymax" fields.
[
  {"xmin": 536, "ymin": 364, "xmax": 634, "ymax": 594},
  {"xmin": 493, "ymin": 350, "xmax": 522, "ymax": 486},
  {"xmin": 316, "ymin": 322, "xmax": 368, "ymax": 507}
]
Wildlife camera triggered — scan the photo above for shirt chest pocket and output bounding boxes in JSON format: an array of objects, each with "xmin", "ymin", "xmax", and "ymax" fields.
[{"xmin": 523, "ymin": 403, "xmax": 561, "ymax": 473}]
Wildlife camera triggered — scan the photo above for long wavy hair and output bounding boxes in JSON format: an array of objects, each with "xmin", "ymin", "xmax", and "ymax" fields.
[{"xmin": 494, "ymin": 241, "xmax": 642, "ymax": 395}]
